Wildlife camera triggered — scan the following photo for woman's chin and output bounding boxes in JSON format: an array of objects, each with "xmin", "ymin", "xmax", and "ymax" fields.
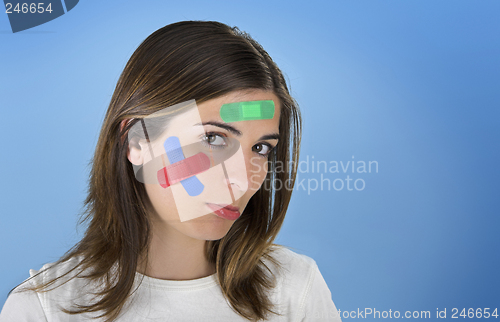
[{"xmin": 181, "ymin": 215, "xmax": 234, "ymax": 241}]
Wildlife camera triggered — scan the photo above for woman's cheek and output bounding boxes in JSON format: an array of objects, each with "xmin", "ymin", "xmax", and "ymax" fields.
[{"xmin": 248, "ymin": 158, "xmax": 269, "ymax": 192}]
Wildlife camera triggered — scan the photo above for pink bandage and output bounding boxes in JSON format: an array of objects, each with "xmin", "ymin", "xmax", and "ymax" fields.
[{"xmin": 157, "ymin": 152, "xmax": 211, "ymax": 188}]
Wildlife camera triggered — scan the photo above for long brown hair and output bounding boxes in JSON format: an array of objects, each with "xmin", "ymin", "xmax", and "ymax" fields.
[{"xmin": 13, "ymin": 20, "xmax": 302, "ymax": 322}]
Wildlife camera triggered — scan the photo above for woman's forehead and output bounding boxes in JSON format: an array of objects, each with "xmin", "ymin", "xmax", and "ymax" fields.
[
  {"xmin": 198, "ymin": 90, "xmax": 280, "ymax": 118},
  {"xmin": 131, "ymin": 93, "xmax": 281, "ymax": 146}
]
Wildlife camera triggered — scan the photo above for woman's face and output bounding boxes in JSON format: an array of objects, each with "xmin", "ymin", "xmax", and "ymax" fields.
[{"xmin": 128, "ymin": 89, "xmax": 281, "ymax": 241}]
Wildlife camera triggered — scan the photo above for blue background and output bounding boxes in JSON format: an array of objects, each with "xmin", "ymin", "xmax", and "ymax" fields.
[{"xmin": 1, "ymin": 1, "xmax": 499, "ymax": 320}]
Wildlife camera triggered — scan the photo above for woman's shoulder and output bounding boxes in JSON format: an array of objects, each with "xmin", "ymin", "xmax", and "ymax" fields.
[
  {"xmin": 30, "ymin": 254, "xmax": 82, "ymax": 276},
  {"xmin": 26, "ymin": 255, "xmax": 90, "ymax": 292},
  {"xmin": 261, "ymin": 245, "xmax": 340, "ymax": 320},
  {"xmin": 265, "ymin": 244, "xmax": 319, "ymax": 277},
  {"xmin": 262, "ymin": 244, "xmax": 322, "ymax": 293},
  {"xmin": 1, "ymin": 255, "xmax": 93, "ymax": 322},
  {"xmin": 24, "ymin": 255, "xmax": 106, "ymax": 315},
  {"xmin": 264, "ymin": 245, "xmax": 341, "ymax": 321}
]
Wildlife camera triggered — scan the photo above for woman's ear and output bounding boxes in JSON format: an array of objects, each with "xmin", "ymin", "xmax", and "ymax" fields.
[
  {"xmin": 127, "ymin": 136, "xmax": 144, "ymax": 166},
  {"xmin": 120, "ymin": 119, "xmax": 144, "ymax": 166}
]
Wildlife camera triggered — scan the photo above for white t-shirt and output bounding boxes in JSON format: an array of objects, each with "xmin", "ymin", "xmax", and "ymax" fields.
[{"xmin": 0, "ymin": 246, "xmax": 342, "ymax": 321}]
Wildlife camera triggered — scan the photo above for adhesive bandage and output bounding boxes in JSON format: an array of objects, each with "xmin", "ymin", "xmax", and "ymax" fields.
[
  {"xmin": 219, "ymin": 100, "xmax": 275, "ymax": 122},
  {"xmin": 163, "ymin": 136, "xmax": 205, "ymax": 196},
  {"xmin": 156, "ymin": 152, "xmax": 211, "ymax": 188}
]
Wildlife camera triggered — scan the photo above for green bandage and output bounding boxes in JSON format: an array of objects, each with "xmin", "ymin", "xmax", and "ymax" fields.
[{"xmin": 220, "ymin": 100, "xmax": 275, "ymax": 122}]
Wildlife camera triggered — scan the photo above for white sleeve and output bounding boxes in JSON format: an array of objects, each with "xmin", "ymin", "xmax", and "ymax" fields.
[
  {"xmin": 0, "ymin": 283, "xmax": 48, "ymax": 322},
  {"xmin": 299, "ymin": 262, "xmax": 342, "ymax": 322}
]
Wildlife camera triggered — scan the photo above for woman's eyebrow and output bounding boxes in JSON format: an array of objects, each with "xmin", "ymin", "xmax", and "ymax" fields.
[
  {"xmin": 259, "ymin": 133, "xmax": 279, "ymax": 141},
  {"xmin": 194, "ymin": 121, "xmax": 279, "ymax": 141},
  {"xmin": 195, "ymin": 121, "xmax": 242, "ymax": 136}
]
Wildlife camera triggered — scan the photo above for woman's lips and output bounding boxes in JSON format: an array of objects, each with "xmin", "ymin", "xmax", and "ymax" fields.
[{"xmin": 206, "ymin": 203, "xmax": 241, "ymax": 220}]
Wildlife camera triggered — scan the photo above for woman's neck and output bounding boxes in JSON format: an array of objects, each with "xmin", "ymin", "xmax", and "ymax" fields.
[{"xmin": 137, "ymin": 223, "xmax": 216, "ymax": 281}]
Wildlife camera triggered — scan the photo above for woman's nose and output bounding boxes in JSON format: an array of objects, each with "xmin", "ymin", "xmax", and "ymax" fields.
[{"xmin": 221, "ymin": 145, "xmax": 251, "ymax": 201}]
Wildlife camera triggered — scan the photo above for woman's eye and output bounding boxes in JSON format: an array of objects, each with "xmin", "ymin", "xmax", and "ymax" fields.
[
  {"xmin": 253, "ymin": 143, "xmax": 273, "ymax": 156},
  {"xmin": 202, "ymin": 133, "xmax": 226, "ymax": 147}
]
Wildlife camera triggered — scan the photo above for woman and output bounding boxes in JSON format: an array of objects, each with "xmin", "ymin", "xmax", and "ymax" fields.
[{"xmin": 0, "ymin": 21, "xmax": 342, "ymax": 322}]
